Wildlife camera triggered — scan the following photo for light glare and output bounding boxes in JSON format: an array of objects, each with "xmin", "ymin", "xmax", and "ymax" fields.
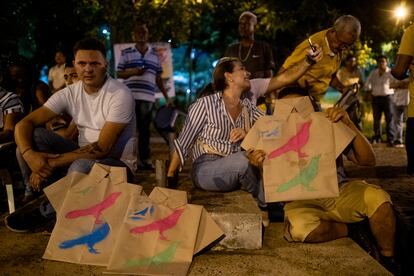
[{"xmin": 395, "ymin": 6, "xmax": 407, "ymax": 19}]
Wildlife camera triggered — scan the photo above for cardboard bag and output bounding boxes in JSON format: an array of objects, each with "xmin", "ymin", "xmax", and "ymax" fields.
[
  {"xmin": 242, "ymin": 97, "xmax": 355, "ymax": 202},
  {"xmin": 105, "ymin": 187, "xmax": 223, "ymax": 276},
  {"xmin": 43, "ymin": 164, "xmax": 143, "ymax": 266}
]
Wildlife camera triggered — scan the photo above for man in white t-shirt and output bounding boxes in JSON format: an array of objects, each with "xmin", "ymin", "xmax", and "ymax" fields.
[
  {"xmin": 14, "ymin": 38, "xmax": 137, "ymax": 193},
  {"xmin": 48, "ymin": 50, "xmax": 66, "ymax": 93}
]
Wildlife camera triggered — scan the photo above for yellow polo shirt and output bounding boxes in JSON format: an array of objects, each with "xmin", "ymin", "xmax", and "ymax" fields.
[
  {"xmin": 398, "ymin": 24, "xmax": 414, "ymax": 117},
  {"xmin": 282, "ymin": 29, "xmax": 342, "ymax": 101}
]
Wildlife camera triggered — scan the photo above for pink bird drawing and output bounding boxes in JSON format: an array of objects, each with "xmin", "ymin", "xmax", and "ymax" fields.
[
  {"xmin": 65, "ymin": 191, "xmax": 122, "ymax": 224},
  {"xmin": 268, "ymin": 120, "xmax": 312, "ymax": 159},
  {"xmin": 130, "ymin": 208, "xmax": 185, "ymax": 240}
]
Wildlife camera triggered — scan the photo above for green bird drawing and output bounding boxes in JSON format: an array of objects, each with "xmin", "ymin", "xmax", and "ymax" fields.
[
  {"xmin": 277, "ymin": 155, "xmax": 321, "ymax": 192},
  {"xmin": 125, "ymin": 241, "xmax": 179, "ymax": 267}
]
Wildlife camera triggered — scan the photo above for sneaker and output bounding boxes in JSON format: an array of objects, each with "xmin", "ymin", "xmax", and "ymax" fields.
[
  {"xmin": 138, "ymin": 161, "xmax": 154, "ymax": 171},
  {"xmin": 392, "ymin": 142, "xmax": 404, "ymax": 148},
  {"xmin": 4, "ymin": 195, "xmax": 56, "ymax": 233},
  {"xmin": 380, "ymin": 255, "xmax": 402, "ymax": 275},
  {"xmin": 370, "ymin": 136, "xmax": 382, "ymax": 144}
]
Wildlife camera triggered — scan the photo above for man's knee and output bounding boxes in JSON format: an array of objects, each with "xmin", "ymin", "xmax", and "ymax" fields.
[
  {"xmin": 285, "ymin": 212, "xmax": 320, "ymax": 242},
  {"xmin": 68, "ymin": 159, "xmax": 95, "ymax": 175},
  {"xmin": 33, "ymin": 127, "xmax": 53, "ymax": 145},
  {"xmin": 365, "ymin": 186, "xmax": 392, "ymax": 218}
]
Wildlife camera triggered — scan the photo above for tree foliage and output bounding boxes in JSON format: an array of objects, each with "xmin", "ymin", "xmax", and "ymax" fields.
[{"xmin": 1, "ymin": 0, "xmax": 410, "ymax": 69}]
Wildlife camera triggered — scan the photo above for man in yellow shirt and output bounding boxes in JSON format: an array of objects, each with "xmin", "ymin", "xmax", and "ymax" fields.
[
  {"xmin": 391, "ymin": 24, "xmax": 414, "ymax": 175},
  {"xmin": 278, "ymin": 15, "xmax": 361, "ymax": 103}
]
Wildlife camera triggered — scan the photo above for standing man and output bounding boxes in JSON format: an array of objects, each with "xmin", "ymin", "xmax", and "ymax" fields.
[
  {"xmin": 390, "ymin": 77, "xmax": 409, "ymax": 148},
  {"xmin": 48, "ymin": 50, "xmax": 66, "ymax": 93},
  {"xmin": 278, "ymin": 15, "xmax": 361, "ymax": 103},
  {"xmin": 336, "ymin": 55, "xmax": 364, "ymax": 89},
  {"xmin": 225, "ymin": 11, "xmax": 275, "ymax": 79},
  {"xmin": 365, "ymin": 55, "xmax": 395, "ymax": 145},
  {"xmin": 117, "ymin": 23, "xmax": 171, "ymax": 170},
  {"xmin": 391, "ymin": 23, "xmax": 414, "ymax": 175}
]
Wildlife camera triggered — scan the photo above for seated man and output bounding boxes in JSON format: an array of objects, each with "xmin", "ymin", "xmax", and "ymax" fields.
[
  {"xmin": 247, "ymin": 91, "xmax": 398, "ymax": 274},
  {"xmin": 19, "ymin": 62, "xmax": 80, "ymax": 203},
  {"xmin": 0, "ymin": 86, "xmax": 24, "ymax": 143},
  {"xmin": 0, "ymin": 85, "xmax": 24, "ymax": 174},
  {"xmin": 6, "ymin": 38, "xmax": 137, "ymax": 232},
  {"xmin": 45, "ymin": 61, "xmax": 79, "ymax": 140}
]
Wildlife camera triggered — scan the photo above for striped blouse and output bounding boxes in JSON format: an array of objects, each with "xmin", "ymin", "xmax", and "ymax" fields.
[
  {"xmin": 174, "ymin": 92, "xmax": 264, "ymax": 166},
  {"xmin": 0, "ymin": 87, "xmax": 24, "ymax": 129}
]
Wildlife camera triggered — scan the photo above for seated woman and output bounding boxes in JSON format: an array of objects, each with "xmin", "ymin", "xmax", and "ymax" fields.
[{"xmin": 167, "ymin": 48, "xmax": 322, "ymax": 226}]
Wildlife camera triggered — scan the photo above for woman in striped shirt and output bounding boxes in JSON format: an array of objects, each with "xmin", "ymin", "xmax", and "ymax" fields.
[{"xmin": 167, "ymin": 50, "xmax": 322, "ymax": 221}]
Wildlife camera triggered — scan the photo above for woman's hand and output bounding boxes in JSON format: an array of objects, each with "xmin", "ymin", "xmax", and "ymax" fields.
[
  {"xmin": 246, "ymin": 148, "xmax": 266, "ymax": 167},
  {"xmin": 230, "ymin": 128, "xmax": 246, "ymax": 143}
]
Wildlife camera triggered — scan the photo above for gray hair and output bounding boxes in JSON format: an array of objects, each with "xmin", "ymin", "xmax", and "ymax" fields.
[
  {"xmin": 239, "ymin": 11, "xmax": 257, "ymax": 25},
  {"xmin": 333, "ymin": 15, "xmax": 361, "ymax": 39}
]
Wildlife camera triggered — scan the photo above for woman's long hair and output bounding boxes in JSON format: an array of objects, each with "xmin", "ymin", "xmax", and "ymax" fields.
[{"xmin": 212, "ymin": 57, "xmax": 239, "ymax": 92}]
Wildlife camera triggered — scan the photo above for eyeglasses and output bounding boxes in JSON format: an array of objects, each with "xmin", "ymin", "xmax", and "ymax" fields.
[{"xmin": 333, "ymin": 29, "xmax": 355, "ymax": 50}]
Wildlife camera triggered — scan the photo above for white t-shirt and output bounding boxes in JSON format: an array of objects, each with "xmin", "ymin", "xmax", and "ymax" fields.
[
  {"xmin": 365, "ymin": 68, "xmax": 395, "ymax": 96},
  {"xmin": 250, "ymin": 78, "xmax": 270, "ymax": 105},
  {"xmin": 44, "ymin": 76, "xmax": 137, "ymax": 171},
  {"xmin": 48, "ymin": 64, "xmax": 66, "ymax": 91}
]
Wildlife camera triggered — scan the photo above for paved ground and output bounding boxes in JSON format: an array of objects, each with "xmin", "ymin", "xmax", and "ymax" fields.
[
  {"xmin": 0, "ymin": 140, "xmax": 411, "ymax": 275},
  {"xmin": 344, "ymin": 143, "xmax": 414, "ymax": 275}
]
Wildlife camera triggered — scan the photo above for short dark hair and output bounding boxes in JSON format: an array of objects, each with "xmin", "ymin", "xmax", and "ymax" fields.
[
  {"xmin": 277, "ymin": 86, "xmax": 310, "ymax": 99},
  {"xmin": 73, "ymin": 38, "xmax": 106, "ymax": 58},
  {"xmin": 277, "ymin": 86, "xmax": 319, "ymax": 111},
  {"xmin": 376, "ymin": 55, "xmax": 387, "ymax": 62},
  {"xmin": 64, "ymin": 60, "xmax": 75, "ymax": 69}
]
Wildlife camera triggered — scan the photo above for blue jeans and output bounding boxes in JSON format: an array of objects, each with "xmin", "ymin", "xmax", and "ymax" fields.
[
  {"xmin": 135, "ymin": 100, "xmax": 154, "ymax": 163},
  {"xmin": 191, "ymin": 152, "xmax": 266, "ymax": 208},
  {"xmin": 18, "ymin": 128, "xmax": 128, "ymax": 195},
  {"xmin": 372, "ymin": 95, "xmax": 395, "ymax": 143},
  {"xmin": 392, "ymin": 104, "xmax": 407, "ymax": 144}
]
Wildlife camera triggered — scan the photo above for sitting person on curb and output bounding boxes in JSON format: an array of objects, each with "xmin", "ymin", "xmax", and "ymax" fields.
[
  {"xmin": 246, "ymin": 90, "xmax": 399, "ymax": 274},
  {"xmin": 0, "ymin": 83, "xmax": 25, "ymax": 170},
  {"xmin": 45, "ymin": 61, "xmax": 79, "ymax": 141},
  {"xmin": 0, "ymin": 86, "xmax": 24, "ymax": 144},
  {"xmin": 167, "ymin": 45, "xmax": 322, "ymax": 226},
  {"xmin": 19, "ymin": 61, "xmax": 80, "ymax": 203},
  {"xmin": 5, "ymin": 38, "xmax": 137, "ymax": 232}
]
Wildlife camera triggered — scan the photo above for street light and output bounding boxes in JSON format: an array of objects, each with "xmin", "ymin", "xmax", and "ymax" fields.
[
  {"xmin": 395, "ymin": 5, "xmax": 407, "ymax": 20},
  {"xmin": 394, "ymin": 4, "xmax": 408, "ymax": 30}
]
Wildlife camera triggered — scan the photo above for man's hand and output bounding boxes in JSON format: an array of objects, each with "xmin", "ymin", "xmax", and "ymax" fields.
[
  {"xmin": 23, "ymin": 150, "xmax": 59, "ymax": 178},
  {"xmin": 306, "ymin": 43, "xmax": 323, "ymax": 64},
  {"xmin": 30, "ymin": 172, "xmax": 46, "ymax": 192},
  {"xmin": 229, "ymin": 128, "xmax": 246, "ymax": 143},
  {"xmin": 325, "ymin": 107, "xmax": 353, "ymax": 127},
  {"xmin": 246, "ymin": 148, "xmax": 266, "ymax": 167},
  {"xmin": 126, "ymin": 67, "xmax": 146, "ymax": 76}
]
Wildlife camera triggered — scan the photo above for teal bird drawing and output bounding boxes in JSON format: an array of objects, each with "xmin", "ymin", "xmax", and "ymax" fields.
[{"xmin": 277, "ymin": 155, "xmax": 321, "ymax": 192}]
